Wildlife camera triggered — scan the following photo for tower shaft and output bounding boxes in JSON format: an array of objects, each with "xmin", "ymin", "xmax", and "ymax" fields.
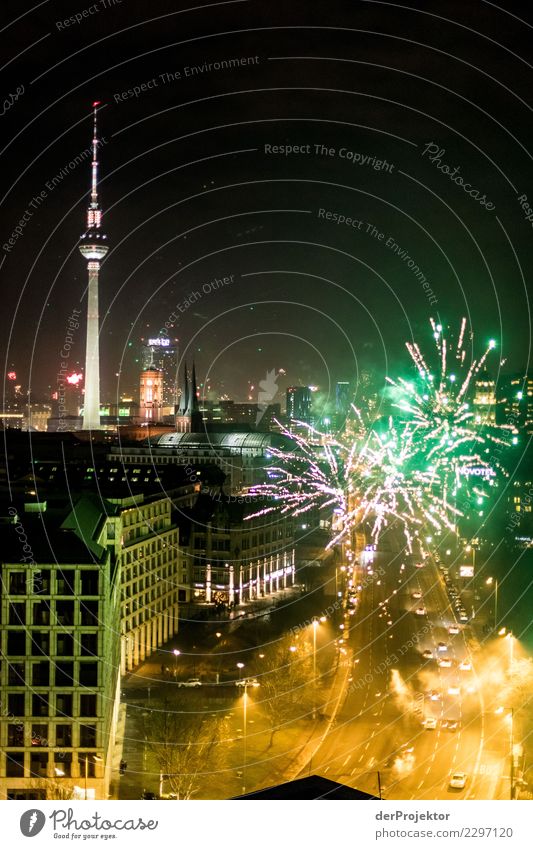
[{"xmin": 83, "ymin": 261, "xmax": 101, "ymax": 429}]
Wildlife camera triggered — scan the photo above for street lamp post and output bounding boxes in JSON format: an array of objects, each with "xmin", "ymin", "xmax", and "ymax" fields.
[
  {"xmin": 486, "ymin": 577, "xmax": 498, "ymax": 630},
  {"xmin": 496, "ymin": 706, "xmax": 515, "ymax": 800},
  {"xmin": 173, "ymin": 648, "xmax": 180, "ymax": 679},
  {"xmin": 312, "ymin": 619, "xmax": 318, "ymax": 720}
]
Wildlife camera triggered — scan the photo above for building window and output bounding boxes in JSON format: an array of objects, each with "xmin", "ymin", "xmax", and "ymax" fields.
[
  {"xmin": 54, "ymin": 662, "xmax": 73, "ymax": 687},
  {"xmin": 56, "ymin": 634, "xmax": 74, "ymax": 656},
  {"xmin": 55, "ymin": 725, "xmax": 72, "ymax": 747},
  {"xmin": 80, "ymin": 601, "xmax": 99, "ymax": 626},
  {"xmin": 56, "ymin": 570, "xmax": 75, "ymax": 595},
  {"xmin": 55, "ymin": 694, "xmax": 73, "ymax": 717},
  {"xmin": 31, "ymin": 724, "xmax": 48, "ymax": 747},
  {"xmin": 32, "ymin": 601, "xmax": 50, "ymax": 626},
  {"xmin": 7, "ymin": 724, "xmax": 24, "ymax": 746},
  {"xmin": 32, "ymin": 694, "xmax": 49, "ymax": 717},
  {"xmin": 9, "ymin": 572, "xmax": 26, "ymax": 595},
  {"xmin": 8, "ymin": 602, "xmax": 25, "ymax": 625},
  {"xmin": 8, "ymin": 693, "xmax": 25, "ymax": 716},
  {"xmin": 55, "ymin": 601, "xmax": 74, "ymax": 626},
  {"xmin": 29, "ymin": 752, "xmax": 48, "ymax": 779},
  {"xmin": 8, "ymin": 662, "xmax": 26, "ymax": 685},
  {"xmin": 79, "ymin": 694, "xmax": 97, "ymax": 716},
  {"xmin": 79, "ymin": 663, "xmax": 98, "ymax": 687},
  {"xmin": 80, "ymin": 724, "xmax": 97, "ymax": 747},
  {"xmin": 32, "ymin": 662, "xmax": 50, "ymax": 687},
  {"xmin": 80, "ymin": 572, "xmax": 99, "ymax": 596},
  {"xmin": 54, "ymin": 753, "xmax": 72, "ymax": 778},
  {"xmin": 31, "ymin": 633, "xmax": 50, "ymax": 656},
  {"xmin": 6, "ymin": 753, "xmax": 25, "ymax": 778},
  {"xmin": 79, "ymin": 633, "xmax": 98, "ymax": 657},
  {"xmin": 7, "ymin": 631, "xmax": 26, "ymax": 655}
]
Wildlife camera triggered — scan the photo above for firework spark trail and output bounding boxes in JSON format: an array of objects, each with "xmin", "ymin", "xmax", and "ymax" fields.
[{"xmin": 248, "ymin": 320, "xmax": 514, "ymax": 553}]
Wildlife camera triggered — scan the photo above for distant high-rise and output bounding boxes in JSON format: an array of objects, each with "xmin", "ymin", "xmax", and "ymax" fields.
[
  {"xmin": 139, "ymin": 368, "xmax": 164, "ymax": 421},
  {"xmin": 286, "ymin": 386, "xmax": 312, "ymax": 423},
  {"xmin": 79, "ymin": 102, "xmax": 108, "ymax": 430},
  {"xmin": 141, "ymin": 336, "xmax": 179, "ymax": 407},
  {"xmin": 335, "ymin": 381, "xmax": 351, "ymax": 426}
]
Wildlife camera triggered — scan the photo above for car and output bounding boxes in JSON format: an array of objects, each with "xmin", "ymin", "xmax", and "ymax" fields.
[
  {"xmin": 415, "ymin": 562, "xmax": 424, "ymax": 568},
  {"xmin": 422, "ymin": 649, "xmax": 434, "ymax": 659},
  {"xmin": 446, "ymin": 721, "xmax": 458, "ymax": 732},
  {"xmin": 176, "ymin": 678, "xmax": 202, "ymax": 688},
  {"xmin": 448, "ymin": 625, "xmax": 460, "ymax": 634},
  {"xmin": 458, "ymin": 660, "xmax": 472, "ymax": 671},
  {"xmin": 423, "ymin": 717, "xmax": 438, "ymax": 729},
  {"xmin": 449, "ymin": 772, "xmax": 467, "ymax": 790},
  {"xmin": 415, "ymin": 607, "xmax": 426, "ymax": 616},
  {"xmin": 447, "ymin": 685, "xmax": 460, "ymax": 696},
  {"xmin": 427, "ymin": 690, "xmax": 441, "ymax": 701},
  {"xmin": 412, "ymin": 591, "xmax": 423, "ymax": 599},
  {"xmin": 438, "ymin": 657, "xmax": 452, "ymax": 668},
  {"xmin": 437, "ymin": 642, "xmax": 448, "ymax": 652},
  {"xmin": 235, "ymin": 677, "xmax": 260, "ymax": 688},
  {"xmin": 459, "ymin": 612, "xmax": 469, "ymax": 623},
  {"xmin": 141, "ymin": 791, "xmax": 159, "ymax": 800}
]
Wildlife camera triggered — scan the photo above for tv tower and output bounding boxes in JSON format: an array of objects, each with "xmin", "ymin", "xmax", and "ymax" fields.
[{"xmin": 79, "ymin": 102, "xmax": 108, "ymax": 430}]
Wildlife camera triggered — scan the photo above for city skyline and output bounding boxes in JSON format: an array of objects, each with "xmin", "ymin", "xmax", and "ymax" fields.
[{"xmin": 1, "ymin": 0, "xmax": 533, "ymax": 815}]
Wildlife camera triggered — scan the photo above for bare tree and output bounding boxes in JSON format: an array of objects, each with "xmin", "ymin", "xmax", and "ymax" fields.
[
  {"xmin": 145, "ymin": 699, "xmax": 229, "ymax": 800},
  {"xmin": 258, "ymin": 632, "xmax": 314, "ymax": 749}
]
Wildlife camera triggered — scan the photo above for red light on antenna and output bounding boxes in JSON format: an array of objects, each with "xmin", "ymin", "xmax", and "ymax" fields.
[
  {"xmin": 92, "ymin": 101, "xmax": 101, "ymax": 107},
  {"xmin": 7, "ymin": 371, "xmax": 16, "ymax": 380}
]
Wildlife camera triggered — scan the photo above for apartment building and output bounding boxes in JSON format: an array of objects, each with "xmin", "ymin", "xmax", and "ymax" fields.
[{"xmin": 0, "ymin": 496, "xmax": 121, "ymax": 801}]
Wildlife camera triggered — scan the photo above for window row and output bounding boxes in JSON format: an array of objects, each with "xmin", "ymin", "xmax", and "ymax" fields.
[
  {"xmin": 5, "ymin": 721, "xmax": 97, "ymax": 748},
  {"xmin": 6, "ymin": 569, "xmax": 100, "ymax": 597},
  {"xmin": 3, "ymin": 629, "xmax": 98, "ymax": 657},
  {"xmin": 5, "ymin": 691, "xmax": 98, "ymax": 718},
  {"xmin": 5, "ymin": 660, "xmax": 99, "ymax": 688}
]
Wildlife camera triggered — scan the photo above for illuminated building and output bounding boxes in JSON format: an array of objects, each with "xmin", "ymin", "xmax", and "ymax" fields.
[
  {"xmin": 0, "ymin": 497, "xmax": 121, "ymax": 800},
  {"xmin": 78, "ymin": 103, "xmax": 108, "ymax": 430},
  {"xmin": 140, "ymin": 336, "xmax": 179, "ymax": 408},
  {"xmin": 335, "ymin": 381, "xmax": 351, "ymax": 428},
  {"xmin": 497, "ymin": 373, "xmax": 533, "ymax": 433},
  {"xmin": 286, "ymin": 386, "xmax": 312, "ymax": 424},
  {"xmin": 180, "ymin": 493, "xmax": 295, "ymax": 606},
  {"xmin": 473, "ymin": 370, "xmax": 496, "ymax": 424},
  {"xmin": 139, "ymin": 368, "xmax": 164, "ymax": 421}
]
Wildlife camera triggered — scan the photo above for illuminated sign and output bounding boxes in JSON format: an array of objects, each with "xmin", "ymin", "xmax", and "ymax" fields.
[
  {"xmin": 148, "ymin": 338, "xmax": 170, "ymax": 347},
  {"xmin": 458, "ymin": 466, "xmax": 496, "ymax": 478},
  {"xmin": 459, "ymin": 565, "xmax": 474, "ymax": 578}
]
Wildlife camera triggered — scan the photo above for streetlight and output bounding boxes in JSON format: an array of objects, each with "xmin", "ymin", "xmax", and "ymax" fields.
[
  {"xmin": 495, "ymin": 707, "xmax": 515, "ymax": 799},
  {"xmin": 173, "ymin": 648, "xmax": 180, "ymax": 679},
  {"xmin": 237, "ymin": 664, "xmax": 259, "ymax": 795},
  {"xmin": 486, "ymin": 577, "xmax": 498, "ymax": 630},
  {"xmin": 312, "ymin": 619, "xmax": 319, "ymax": 719}
]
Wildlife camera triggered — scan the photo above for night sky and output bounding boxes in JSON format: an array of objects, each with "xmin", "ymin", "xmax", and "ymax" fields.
[{"xmin": 1, "ymin": 0, "xmax": 532, "ymax": 405}]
